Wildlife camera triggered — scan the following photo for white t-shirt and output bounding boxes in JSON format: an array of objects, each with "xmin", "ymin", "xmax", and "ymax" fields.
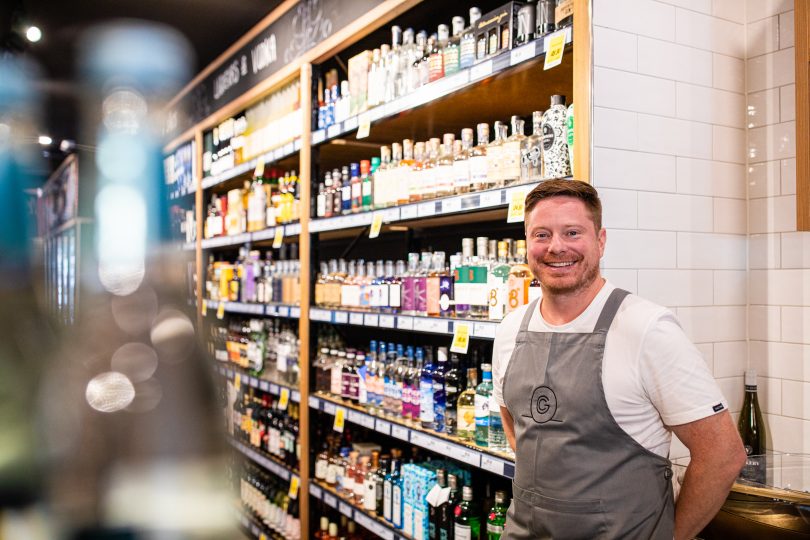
[{"xmin": 492, "ymin": 281, "xmax": 727, "ymax": 457}]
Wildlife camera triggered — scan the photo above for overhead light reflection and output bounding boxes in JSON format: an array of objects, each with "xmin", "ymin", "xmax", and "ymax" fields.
[
  {"xmin": 96, "ymin": 132, "xmax": 148, "ymax": 184},
  {"xmin": 96, "ymin": 185, "xmax": 146, "ymax": 296},
  {"xmin": 85, "ymin": 372, "xmax": 136, "ymax": 413},
  {"xmin": 150, "ymin": 309, "xmax": 195, "ymax": 364},
  {"xmin": 25, "ymin": 26, "xmax": 42, "ymax": 43},
  {"xmin": 111, "ymin": 343, "xmax": 159, "ymax": 383},
  {"xmin": 38, "ymin": 135, "xmax": 51, "ymax": 145},
  {"xmin": 102, "ymin": 88, "xmax": 147, "ymax": 134},
  {"xmin": 111, "ymin": 286, "xmax": 158, "ymax": 335}
]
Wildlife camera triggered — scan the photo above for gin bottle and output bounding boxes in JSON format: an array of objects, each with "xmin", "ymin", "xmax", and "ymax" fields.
[
  {"xmin": 432, "ymin": 347, "xmax": 449, "ymax": 433},
  {"xmin": 469, "ymin": 237, "xmax": 491, "ymax": 319},
  {"xmin": 502, "ymin": 116, "xmax": 525, "ymax": 186},
  {"xmin": 486, "ymin": 121, "xmax": 505, "ymax": 188},
  {"xmin": 542, "ymin": 94, "xmax": 572, "ymax": 177},
  {"xmin": 436, "ymin": 134, "xmax": 456, "ymax": 198},
  {"xmin": 460, "ymin": 8, "xmax": 482, "ymax": 69},
  {"xmin": 475, "ymin": 363, "xmax": 493, "ymax": 446},
  {"xmin": 429, "ymin": 25, "xmax": 448, "ymax": 82},
  {"xmin": 444, "ymin": 17, "xmax": 464, "ymax": 76},
  {"xmin": 457, "ymin": 367, "xmax": 478, "ymax": 441},
  {"xmin": 454, "ymin": 486, "xmax": 481, "ymax": 540},
  {"xmin": 507, "ymin": 240, "xmax": 532, "ymax": 314},
  {"xmin": 420, "ymin": 346, "xmax": 436, "ymax": 430},
  {"xmin": 469, "ymin": 123, "xmax": 489, "ymax": 191},
  {"xmin": 486, "ymin": 491, "xmax": 508, "ymax": 539},
  {"xmin": 454, "ymin": 129, "xmax": 473, "ymax": 194},
  {"xmin": 521, "ymin": 110, "xmax": 544, "ymax": 181}
]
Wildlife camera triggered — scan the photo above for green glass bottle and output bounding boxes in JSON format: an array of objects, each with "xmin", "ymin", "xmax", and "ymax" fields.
[
  {"xmin": 454, "ymin": 485, "xmax": 481, "ymax": 540},
  {"xmin": 738, "ymin": 369, "xmax": 767, "ymax": 483},
  {"xmin": 486, "ymin": 490, "xmax": 508, "ymax": 539}
]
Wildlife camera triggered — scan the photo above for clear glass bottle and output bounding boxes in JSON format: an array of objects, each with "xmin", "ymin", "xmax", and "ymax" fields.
[
  {"xmin": 409, "ymin": 141, "xmax": 426, "ymax": 203},
  {"xmin": 444, "ymin": 17, "xmax": 464, "ymax": 76},
  {"xmin": 418, "ymin": 33, "xmax": 433, "ymax": 88},
  {"xmin": 507, "ymin": 239, "xmax": 532, "ymax": 315},
  {"xmin": 397, "ymin": 140, "xmax": 414, "ymax": 206},
  {"xmin": 470, "ymin": 237, "xmax": 490, "ymax": 319},
  {"xmin": 486, "ymin": 121, "xmax": 505, "ymax": 189},
  {"xmin": 414, "ymin": 252, "xmax": 431, "ymax": 316},
  {"xmin": 422, "ymin": 137, "xmax": 441, "ymax": 200},
  {"xmin": 542, "ymin": 94, "xmax": 572, "ymax": 177},
  {"xmin": 350, "ymin": 162, "xmax": 362, "ymax": 213},
  {"xmin": 454, "ymin": 129, "xmax": 473, "ymax": 194},
  {"xmin": 502, "ymin": 116, "xmax": 525, "ymax": 186},
  {"xmin": 436, "ymin": 134, "xmax": 455, "ymax": 198},
  {"xmin": 432, "ymin": 346, "xmax": 449, "ymax": 433},
  {"xmin": 457, "ymin": 367, "xmax": 478, "ymax": 441},
  {"xmin": 488, "ymin": 396, "xmax": 508, "ymax": 452},
  {"xmin": 386, "ymin": 26, "xmax": 403, "ymax": 102},
  {"xmin": 429, "ymin": 24, "xmax": 448, "ymax": 82},
  {"xmin": 460, "ymin": 8, "xmax": 482, "ymax": 69},
  {"xmin": 368, "ymin": 48, "xmax": 383, "ymax": 107},
  {"xmin": 475, "ymin": 363, "xmax": 493, "ymax": 447},
  {"xmin": 469, "ymin": 123, "xmax": 489, "ymax": 191},
  {"xmin": 419, "ymin": 346, "xmax": 436, "ymax": 430},
  {"xmin": 401, "ymin": 252, "xmax": 419, "ymax": 316},
  {"xmin": 521, "ymin": 110, "xmax": 544, "ymax": 182},
  {"xmin": 454, "ymin": 238, "xmax": 474, "ymax": 319}
]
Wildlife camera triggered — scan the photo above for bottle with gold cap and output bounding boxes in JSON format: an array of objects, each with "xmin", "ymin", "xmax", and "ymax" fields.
[{"xmin": 507, "ymin": 240, "xmax": 532, "ymax": 314}]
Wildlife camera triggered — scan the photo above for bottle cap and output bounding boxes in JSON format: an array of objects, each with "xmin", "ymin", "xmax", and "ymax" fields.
[
  {"xmin": 350, "ymin": 162, "xmax": 360, "ymax": 176},
  {"xmin": 438, "ymin": 24, "xmax": 450, "ymax": 42},
  {"xmin": 551, "ymin": 94, "xmax": 566, "ymax": 106},
  {"xmin": 452, "ymin": 16, "xmax": 465, "ymax": 35},
  {"xmin": 360, "ymin": 160, "xmax": 370, "ymax": 174},
  {"xmin": 495, "ymin": 490, "xmax": 507, "ymax": 503},
  {"xmin": 745, "ymin": 369, "xmax": 757, "ymax": 387},
  {"xmin": 370, "ymin": 157, "xmax": 381, "ymax": 171},
  {"xmin": 470, "ymin": 7, "xmax": 482, "ymax": 24},
  {"xmin": 462, "ymin": 485, "xmax": 473, "ymax": 500}
]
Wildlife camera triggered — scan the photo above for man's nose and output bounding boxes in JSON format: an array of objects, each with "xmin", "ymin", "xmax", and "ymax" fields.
[{"xmin": 548, "ymin": 233, "xmax": 566, "ymax": 253}]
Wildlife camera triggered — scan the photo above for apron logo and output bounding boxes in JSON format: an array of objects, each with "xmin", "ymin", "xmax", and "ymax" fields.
[{"xmin": 524, "ymin": 385, "xmax": 558, "ymax": 424}]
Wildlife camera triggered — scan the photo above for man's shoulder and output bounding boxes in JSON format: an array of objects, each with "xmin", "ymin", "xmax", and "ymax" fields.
[
  {"xmin": 495, "ymin": 303, "xmax": 533, "ymax": 339},
  {"xmin": 611, "ymin": 288, "xmax": 679, "ymax": 339}
]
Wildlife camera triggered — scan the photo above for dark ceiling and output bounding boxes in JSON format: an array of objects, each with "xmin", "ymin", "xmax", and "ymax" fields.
[{"xmin": 1, "ymin": 0, "xmax": 282, "ymax": 164}]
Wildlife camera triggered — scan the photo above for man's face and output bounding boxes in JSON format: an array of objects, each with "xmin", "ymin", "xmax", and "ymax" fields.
[{"xmin": 525, "ymin": 196, "xmax": 606, "ymax": 296}]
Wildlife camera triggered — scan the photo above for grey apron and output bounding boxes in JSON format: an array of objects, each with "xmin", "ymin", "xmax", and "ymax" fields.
[{"xmin": 501, "ymin": 289, "xmax": 674, "ymax": 539}]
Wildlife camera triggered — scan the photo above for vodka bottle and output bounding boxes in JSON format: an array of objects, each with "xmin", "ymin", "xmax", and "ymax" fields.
[{"xmin": 475, "ymin": 364, "xmax": 493, "ymax": 446}]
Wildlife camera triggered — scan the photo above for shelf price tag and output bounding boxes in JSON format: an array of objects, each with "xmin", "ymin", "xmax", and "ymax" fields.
[
  {"xmin": 544, "ymin": 30, "xmax": 567, "ymax": 70},
  {"xmin": 333, "ymin": 407, "xmax": 346, "ymax": 432},
  {"xmin": 234, "ymin": 373, "xmax": 241, "ymax": 391},
  {"xmin": 507, "ymin": 189, "xmax": 528, "ymax": 223},
  {"xmin": 288, "ymin": 475, "xmax": 299, "ymax": 499},
  {"xmin": 510, "ymin": 42, "xmax": 536, "ymax": 66},
  {"xmin": 259, "ymin": 534, "xmax": 267, "ymax": 540},
  {"xmin": 369, "ymin": 211, "xmax": 384, "ymax": 239},
  {"xmin": 272, "ymin": 227, "xmax": 284, "ymax": 248},
  {"xmin": 201, "ymin": 300, "xmax": 207, "ymax": 317},
  {"xmin": 356, "ymin": 112, "xmax": 371, "ymax": 139},
  {"xmin": 216, "ymin": 301, "xmax": 225, "ymax": 320},
  {"xmin": 450, "ymin": 322, "xmax": 471, "ymax": 354},
  {"xmin": 278, "ymin": 388, "xmax": 290, "ymax": 411}
]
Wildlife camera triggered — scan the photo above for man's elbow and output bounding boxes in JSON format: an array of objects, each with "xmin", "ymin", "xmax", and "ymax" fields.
[{"xmin": 724, "ymin": 437, "xmax": 747, "ymax": 482}]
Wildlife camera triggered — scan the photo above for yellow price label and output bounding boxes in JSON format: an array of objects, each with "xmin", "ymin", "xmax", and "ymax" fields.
[
  {"xmin": 254, "ymin": 156, "xmax": 265, "ymax": 178},
  {"xmin": 507, "ymin": 189, "xmax": 528, "ymax": 223},
  {"xmin": 333, "ymin": 407, "xmax": 346, "ymax": 432},
  {"xmin": 288, "ymin": 475, "xmax": 300, "ymax": 499},
  {"xmin": 357, "ymin": 112, "xmax": 371, "ymax": 139},
  {"xmin": 278, "ymin": 388, "xmax": 290, "ymax": 411},
  {"xmin": 450, "ymin": 322, "xmax": 471, "ymax": 354},
  {"xmin": 544, "ymin": 31, "xmax": 566, "ymax": 70},
  {"xmin": 201, "ymin": 300, "xmax": 207, "ymax": 316},
  {"xmin": 272, "ymin": 227, "xmax": 284, "ymax": 248},
  {"xmin": 369, "ymin": 211, "xmax": 383, "ymax": 239},
  {"xmin": 259, "ymin": 534, "xmax": 267, "ymax": 540},
  {"xmin": 234, "ymin": 373, "xmax": 241, "ymax": 390},
  {"xmin": 216, "ymin": 301, "xmax": 225, "ymax": 319}
]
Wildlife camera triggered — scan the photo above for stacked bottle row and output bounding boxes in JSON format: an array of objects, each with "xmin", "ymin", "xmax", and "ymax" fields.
[
  {"xmin": 312, "ymin": 514, "xmax": 372, "ymax": 540},
  {"xmin": 205, "ymin": 245, "xmax": 301, "ymax": 305},
  {"xmin": 315, "ymin": 98, "xmax": 573, "ymax": 220},
  {"xmin": 317, "ymin": 2, "xmax": 573, "ymax": 130},
  {"xmin": 313, "ymin": 334, "xmax": 511, "ymax": 454},
  {"xmin": 238, "ymin": 460, "xmax": 301, "ymax": 540},
  {"xmin": 204, "ymin": 168, "xmax": 300, "ymax": 240},
  {"xmin": 210, "ymin": 317, "xmax": 300, "ymax": 385},
  {"xmin": 230, "ymin": 384, "xmax": 301, "ymax": 469},
  {"xmin": 312, "ymin": 428, "xmax": 509, "ymax": 539},
  {"xmin": 314, "ymin": 237, "xmax": 539, "ymax": 321}
]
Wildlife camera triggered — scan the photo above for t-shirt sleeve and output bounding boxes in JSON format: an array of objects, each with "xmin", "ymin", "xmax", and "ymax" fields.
[
  {"xmin": 639, "ymin": 311, "xmax": 729, "ymax": 427},
  {"xmin": 492, "ymin": 310, "xmax": 521, "ymax": 409}
]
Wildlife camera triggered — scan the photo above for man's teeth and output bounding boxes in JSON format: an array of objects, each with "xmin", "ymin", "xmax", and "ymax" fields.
[{"xmin": 547, "ymin": 262, "xmax": 575, "ymax": 267}]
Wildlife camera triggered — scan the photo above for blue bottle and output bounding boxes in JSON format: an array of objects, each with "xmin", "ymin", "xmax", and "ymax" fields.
[
  {"xmin": 383, "ymin": 457, "xmax": 401, "ymax": 523},
  {"xmin": 366, "ymin": 340, "xmax": 378, "ymax": 412},
  {"xmin": 420, "ymin": 346, "xmax": 436, "ymax": 430},
  {"xmin": 432, "ymin": 346, "xmax": 449, "ymax": 433}
]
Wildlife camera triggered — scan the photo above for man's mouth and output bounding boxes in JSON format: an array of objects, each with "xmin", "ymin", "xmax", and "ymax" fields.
[{"xmin": 545, "ymin": 261, "xmax": 576, "ymax": 268}]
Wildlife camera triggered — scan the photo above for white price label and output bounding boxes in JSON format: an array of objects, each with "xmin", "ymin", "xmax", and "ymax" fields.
[
  {"xmin": 312, "ymin": 130, "xmax": 326, "ymax": 144},
  {"xmin": 278, "ymin": 306, "xmax": 290, "ymax": 317},
  {"xmin": 470, "ymin": 59, "xmax": 494, "ymax": 80},
  {"xmin": 473, "ymin": 322, "xmax": 497, "ymax": 339},
  {"xmin": 399, "ymin": 205, "xmax": 418, "ymax": 220},
  {"xmin": 344, "ymin": 116, "xmax": 358, "ymax": 131},
  {"xmin": 510, "ymin": 42, "xmax": 537, "ymax": 66},
  {"xmin": 391, "ymin": 425, "xmax": 410, "ymax": 441},
  {"xmin": 308, "ymin": 396, "xmax": 320, "ymax": 409},
  {"xmin": 334, "ymin": 311, "xmax": 349, "ymax": 324},
  {"xmin": 396, "ymin": 316, "xmax": 413, "ymax": 330},
  {"xmin": 410, "ymin": 431, "xmax": 439, "ymax": 451},
  {"xmin": 310, "ymin": 483, "xmax": 323, "ymax": 499},
  {"xmin": 339, "ymin": 501, "xmax": 353, "ymax": 517},
  {"xmin": 481, "ymin": 455, "xmax": 507, "ymax": 477},
  {"xmin": 364, "ymin": 313, "xmax": 379, "ymax": 327},
  {"xmin": 324, "ymin": 402, "xmax": 337, "ymax": 415},
  {"xmin": 259, "ymin": 380, "xmax": 270, "ymax": 391},
  {"xmin": 417, "ymin": 202, "xmax": 437, "ymax": 217},
  {"xmin": 290, "ymin": 307, "xmax": 301, "ymax": 318},
  {"xmin": 269, "ymin": 384, "xmax": 280, "ymax": 395},
  {"xmin": 349, "ymin": 312, "xmax": 364, "ymax": 325},
  {"xmin": 283, "ymin": 142, "xmax": 294, "ymax": 155},
  {"xmin": 445, "ymin": 443, "xmax": 482, "ymax": 467},
  {"xmin": 291, "ymin": 390, "xmax": 300, "ymax": 402},
  {"xmin": 480, "ymin": 190, "xmax": 503, "ymax": 207},
  {"xmin": 324, "ymin": 493, "xmax": 337, "ymax": 508},
  {"xmin": 441, "ymin": 197, "xmax": 462, "ymax": 214},
  {"xmin": 327, "ymin": 124, "xmax": 341, "ymax": 138},
  {"xmin": 412, "ymin": 318, "xmax": 432, "ymax": 332},
  {"xmin": 375, "ymin": 419, "xmax": 392, "ymax": 435},
  {"xmin": 378, "ymin": 315, "xmax": 395, "ymax": 328}
]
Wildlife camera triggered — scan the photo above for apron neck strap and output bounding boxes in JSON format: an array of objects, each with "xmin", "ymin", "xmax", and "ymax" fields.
[
  {"xmin": 519, "ymin": 298, "xmax": 541, "ymax": 332},
  {"xmin": 593, "ymin": 288, "xmax": 631, "ymax": 333}
]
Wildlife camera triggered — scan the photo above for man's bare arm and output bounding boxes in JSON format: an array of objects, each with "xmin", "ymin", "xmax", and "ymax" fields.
[
  {"xmin": 671, "ymin": 410, "xmax": 745, "ymax": 540},
  {"xmin": 501, "ymin": 406, "xmax": 516, "ymax": 452}
]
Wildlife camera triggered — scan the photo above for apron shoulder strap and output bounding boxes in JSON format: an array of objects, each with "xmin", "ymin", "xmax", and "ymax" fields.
[
  {"xmin": 518, "ymin": 298, "xmax": 541, "ymax": 333},
  {"xmin": 593, "ymin": 288, "xmax": 631, "ymax": 334}
]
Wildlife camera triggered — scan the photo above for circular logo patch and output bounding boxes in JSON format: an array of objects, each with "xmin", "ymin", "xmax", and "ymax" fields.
[{"xmin": 530, "ymin": 386, "xmax": 557, "ymax": 424}]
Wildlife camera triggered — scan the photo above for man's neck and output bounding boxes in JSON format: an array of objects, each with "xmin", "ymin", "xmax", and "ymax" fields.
[{"xmin": 539, "ymin": 277, "xmax": 607, "ymax": 326}]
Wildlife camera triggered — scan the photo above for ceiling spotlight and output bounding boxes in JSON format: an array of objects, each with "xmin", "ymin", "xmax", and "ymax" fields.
[
  {"xmin": 25, "ymin": 26, "xmax": 42, "ymax": 43},
  {"xmin": 38, "ymin": 135, "xmax": 52, "ymax": 145}
]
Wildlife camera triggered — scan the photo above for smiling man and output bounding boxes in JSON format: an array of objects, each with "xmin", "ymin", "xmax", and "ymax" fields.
[{"xmin": 492, "ymin": 179, "xmax": 746, "ymax": 540}]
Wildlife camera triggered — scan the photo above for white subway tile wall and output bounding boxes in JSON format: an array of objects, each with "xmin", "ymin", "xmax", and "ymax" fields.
[{"xmin": 593, "ymin": 0, "xmax": 809, "ymax": 455}]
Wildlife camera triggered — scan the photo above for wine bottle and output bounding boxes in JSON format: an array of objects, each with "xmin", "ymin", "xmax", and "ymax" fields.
[{"xmin": 738, "ymin": 369, "xmax": 766, "ymax": 484}]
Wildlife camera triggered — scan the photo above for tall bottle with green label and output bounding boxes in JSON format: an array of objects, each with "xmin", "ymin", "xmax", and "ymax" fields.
[
  {"xmin": 486, "ymin": 491, "xmax": 508, "ymax": 539},
  {"xmin": 454, "ymin": 485, "xmax": 481, "ymax": 539},
  {"xmin": 566, "ymin": 103, "xmax": 574, "ymax": 177}
]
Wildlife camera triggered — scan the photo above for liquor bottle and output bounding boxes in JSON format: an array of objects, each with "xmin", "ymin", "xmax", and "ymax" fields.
[
  {"xmin": 436, "ymin": 134, "xmax": 456, "ymax": 198},
  {"xmin": 444, "ymin": 17, "xmax": 464, "ymax": 76},
  {"xmin": 409, "ymin": 347, "xmax": 424, "ymax": 423},
  {"xmin": 326, "ymin": 522, "xmax": 339, "ymax": 540},
  {"xmin": 362, "ymin": 452, "xmax": 381, "ymax": 511},
  {"xmin": 502, "ymin": 116, "xmax": 525, "ymax": 186},
  {"xmin": 469, "ymin": 123, "xmax": 489, "ymax": 191},
  {"xmin": 429, "ymin": 24, "xmax": 449, "ymax": 82},
  {"xmin": 536, "ymin": 0, "xmax": 556, "ymax": 36},
  {"xmin": 392, "ymin": 141, "xmax": 408, "ymax": 206},
  {"xmin": 515, "ymin": 3, "xmax": 536, "ymax": 46},
  {"xmin": 331, "ymin": 168, "xmax": 343, "ymax": 217},
  {"xmin": 460, "ymin": 8, "xmax": 481, "ymax": 69},
  {"xmin": 362, "ymin": 158, "xmax": 374, "ymax": 212},
  {"xmin": 456, "ymin": 367, "xmax": 478, "ymax": 441},
  {"xmin": 445, "ymin": 353, "xmax": 462, "ymax": 436},
  {"xmin": 470, "ymin": 237, "xmax": 491, "ymax": 319},
  {"xmin": 315, "ymin": 516, "xmax": 329, "ymax": 539},
  {"xmin": 506, "ymin": 240, "xmax": 532, "ymax": 314},
  {"xmin": 541, "ymin": 95, "xmax": 572, "ymax": 177},
  {"xmin": 374, "ymin": 146, "xmax": 390, "ymax": 209},
  {"xmin": 486, "ymin": 241, "xmax": 510, "ymax": 320},
  {"xmin": 356, "ymin": 351, "xmax": 368, "ymax": 407},
  {"xmin": 439, "ymin": 254, "xmax": 454, "ymax": 318},
  {"xmin": 426, "ymin": 252, "xmax": 442, "ymax": 317},
  {"xmin": 556, "ymin": 0, "xmax": 574, "ymax": 29},
  {"xmin": 420, "ymin": 346, "xmax": 437, "ymax": 430},
  {"xmin": 406, "ymin": 30, "xmax": 425, "ymax": 94},
  {"xmin": 392, "ymin": 343, "xmax": 406, "ymax": 418},
  {"xmin": 368, "ymin": 48, "xmax": 383, "ymax": 107},
  {"xmin": 433, "ymin": 346, "xmax": 449, "ymax": 433},
  {"xmin": 422, "ymin": 137, "xmax": 441, "ymax": 200},
  {"xmin": 488, "ymin": 393, "xmax": 508, "ymax": 453},
  {"xmin": 454, "ymin": 129, "xmax": 473, "ymax": 194},
  {"xmin": 520, "ymin": 111, "xmax": 544, "ymax": 182},
  {"xmin": 415, "ymin": 252, "xmax": 431, "ymax": 317},
  {"xmin": 402, "ymin": 252, "xmax": 418, "ymax": 316},
  {"xmin": 454, "ymin": 485, "xmax": 481, "ymax": 540},
  {"xmin": 315, "ymin": 180, "xmax": 326, "ymax": 218},
  {"xmin": 567, "ymin": 103, "xmax": 575, "ymax": 176},
  {"xmin": 388, "ymin": 260, "xmax": 404, "ymax": 314},
  {"xmin": 439, "ymin": 474, "xmax": 460, "ymax": 540},
  {"xmin": 428, "ymin": 468, "xmax": 446, "ymax": 540},
  {"xmin": 383, "ymin": 455, "xmax": 401, "ymax": 523},
  {"xmin": 392, "ymin": 458, "xmax": 405, "ymax": 530},
  {"xmin": 486, "ymin": 121, "xmax": 504, "ymax": 189},
  {"xmin": 739, "ymin": 369, "xmax": 767, "ymax": 483},
  {"xmin": 409, "ymin": 141, "xmax": 426, "ymax": 203},
  {"xmin": 475, "ymin": 364, "xmax": 493, "ymax": 447},
  {"xmin": 387, "ymin": 26, "xmax": 404, "ymax": 102},
  {"xmin": 349, "ymin": 162, "xmax": 362, "ymax": 213},
  {"xmin": 385, "ymin": 342, "xmax": 399, "ymax": 417}
]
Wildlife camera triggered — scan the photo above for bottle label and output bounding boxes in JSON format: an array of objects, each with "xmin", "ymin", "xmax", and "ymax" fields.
[
  {"xmin": 501, "ymin": 141, "xmax": 522, "ymax": 180},
  {"xmin": 420, "ymin": 380, "xmax": 435, "ymax": 422},
  {"xmin": 469, "ymin": 155, "xmax": 488, "ymax": 184},
  {"xmin": 315, "ymin": 459, "xmax": 328, "ymax": 480},
  {"xmin": 390, "ymin": 283, "xmax": 402, "ymax": 308},
  {"xmin": 393, "ymin": 485, "xmax": 403, "ymax": 526},
  {"xmin": 455, "ymin": 523, "xmax": 472, "ymax": 540},
  {"xmin": 488, "ymin": 523, "xmax": 504, "ymax": 534},
  {"xmin": 475, "ymin": 393, "xmax": 490, "ymax": 425},
  {"xmin": 454, "ymin": 160, "xmax": 470, "ymax": 190},
  {"xmin": 384, "ymin": 482, "xmax": 392, "ymax": 521},
  {"xmin": 402, "ymin": 276, "xmax": 415, "ymax": 312}
]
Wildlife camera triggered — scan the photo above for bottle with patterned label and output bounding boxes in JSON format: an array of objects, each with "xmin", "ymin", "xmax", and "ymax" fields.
[{"xmin": 542, "ymin": 95, "xmax": 572, "ymax": 177}]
